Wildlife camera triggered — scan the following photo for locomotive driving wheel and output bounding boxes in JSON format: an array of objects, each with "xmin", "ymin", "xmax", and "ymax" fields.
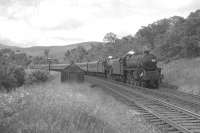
[
  {"xmin": 135, "ymin": 81, "xmax": 140, "ymax": 86},
  {"xmin": 153, "ymin": 80, "xmax": 159, "ymax": 89},
  {"xmin": 126, "ymin": 72, "xmax": 131, "ymax": 84},
  {"xmin": 141, "ymin": 81, "xmax": 146, "ymax": 88},
  {"xmin": 127, "ymin": 71, "xmax": 135, "ymax": 86}
]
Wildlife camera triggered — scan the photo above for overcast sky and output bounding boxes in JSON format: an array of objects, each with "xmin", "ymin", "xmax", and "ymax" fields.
[{"xmin": 0, "ymin": 0, "xmax": 199, "ymax": 47}]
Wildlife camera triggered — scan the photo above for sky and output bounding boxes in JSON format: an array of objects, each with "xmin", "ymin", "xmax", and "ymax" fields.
[{"xmin": 0, "ymin": 0, "xmax": 199, "ymax": 47}]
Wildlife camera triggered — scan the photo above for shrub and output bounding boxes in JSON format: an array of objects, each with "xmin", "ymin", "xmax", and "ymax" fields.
[
  {"xmin": 0, "ymin": 65, "xmax": 26, "ymax": 92},
  {"xmin": 13, "ymin": 67, "xmax": 26, "ymax": 86},
  {"xmin": 26, "ymin": 70, "xmax": 50, "ymax": 84}
]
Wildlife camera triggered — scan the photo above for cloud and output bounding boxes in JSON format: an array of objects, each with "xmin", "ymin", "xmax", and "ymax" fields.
[
  {"xmin": 40, "ymin": 19, "xmax": 83, "ymax": 31},
  {"xmin": 0, "ymin": 0, "xmax": 41, "ymax": 18},
  {"xmin": 0, "ymin": 0, "xmax": 198, "ymax": 47},
  {"xmin": 0, "ymin": 0, "xmax": 40, "ymax": 6}
]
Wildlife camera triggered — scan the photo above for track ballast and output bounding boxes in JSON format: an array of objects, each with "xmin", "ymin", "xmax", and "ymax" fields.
[{"xmin": 86, "ymin": 76, "xmax": 200, "ymax": 133}]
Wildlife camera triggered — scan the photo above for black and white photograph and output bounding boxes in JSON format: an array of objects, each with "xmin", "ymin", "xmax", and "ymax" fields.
[{"xmin": 0, "ymin": 0, "xmax": 200, "ymax": 132}]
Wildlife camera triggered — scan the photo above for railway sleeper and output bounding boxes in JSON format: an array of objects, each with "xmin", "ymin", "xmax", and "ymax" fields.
[
  {"xmin": 177, "ymin": 121, "xmax": 200, "ymax": 124},
  {"xmin": 149, "ymin": 120, "xmax": 169, "ymax": 126},
  {"xmin": 144, "ymin": 116, "xmax": 158, "ymax": 120},
  {"xmin": 165, "ymin": 127, "xmax": 179, "ymax": 132},
  {"xmin": 184, "ymin": 126, "xmax": 200, "ymax": 130},
  {"xmin": 158, "ymin": 111, "xmax": 182, "ymax": 114},
  {"xmin": 155, "ymin": 124, "xmax": 173, "ymax": 129},
  {"xmin": 145, "ymin": 117, "xmax": 159, "ymax": 121},
  {"xmin": 142, "ymin": 114, "xmax": 156, "ymax": 118},
  {"xmin": 167, "ymin": 116, "xmax": 193, "ymax": 119},
  {"xmin": 164, "ymin": 116, "xmax": 191, "ymax": 119},
  {"xmin": 189, "ymin": 129, "xmax": 200, "ymax": 133},
  {"xmin": 140, "ymin": 112, "xmax": 153, "ymax": 115},
  {"xmin": 171, "ymin": 118, "xmax": 197, "ymax": 121},
  {"xmin": 149, "ymin": 119, "xmax": 162, "ymax": 123},
  {"xmin": 159, "ymin": 113, "xmax": 182, "ymax": 116},
  {"xmin": 156, "ymin": 111, "xmax": 182, "ymax": 115},
  {"xmin": 181, "ymin": 123, "xmax": 200, "ymax": 127},
  {"xmin": 142, "ymin": 113, "xmax": 154, "ymax": 116},
  {"xmin": 155, "ymin": 110, "xmax": 181, "ymax": 113},
  {"xmin": 154, "ymin": 122, "xmax": 169, "ymax": 126},
  {"xmin": 133, "ymin": 107, "xmax": 146, "ymax": 110},
  {"xmin": 168, "ymin": 131, "xmax": 184, "ymax": 133},
  {"xmin": 134, "ymin": 108, "xmax": 147, "ymax": 111},
  {"xmin": 149, "ymin": 121, "xmax": 172, "ymax": 128}
]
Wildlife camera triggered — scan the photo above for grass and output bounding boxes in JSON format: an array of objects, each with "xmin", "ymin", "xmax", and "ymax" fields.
[
  {"xmin": 160, "ymin": 57, "xmax": 200, "ymax": 95},
  {"xmin": 0, "ymin": 72, "xmax": 160, "ymax": 133}
]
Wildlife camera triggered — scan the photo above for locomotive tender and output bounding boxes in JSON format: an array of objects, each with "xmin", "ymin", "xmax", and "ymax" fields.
[{"xmin": 78, "ymin": 50, "xmax": 162, "ymax": 88}]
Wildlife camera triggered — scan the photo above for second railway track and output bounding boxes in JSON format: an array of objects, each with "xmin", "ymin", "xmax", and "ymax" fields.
[{"xmin": 86, "ymin": 76, "xmax": 200, "ymax": 133}]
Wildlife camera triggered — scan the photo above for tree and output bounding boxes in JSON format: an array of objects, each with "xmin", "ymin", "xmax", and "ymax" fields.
[
  {"xmin": 122, "ymin": 35, "xmax": 134, "ymax": 42},
  {"xmin": 181, "ymin": 36, "xmax": 200, "ymax": 57},
  {"xmin": 13, "ymin": 53, "xmax": 31, "ymax": 67},
  {"xmin": 64, "ymin": 46, "xmax": 88, "ymax": 62},
  {"xmin": 32, "ymin": 56, "xmax": 46, "ymax": 64},
  {"xmin": 103, "ymin": 32, "xmax": 118, "ymax": 43},
  {"xmin": 44, "ymin": 49, "xmax": 50, "ymax": 59},
  {"xmin": 65, "ymin": 50, "xmax": 71, "ymax": 58},
  {"xmin": 0, "ymin": 49, "xmax": 26, "ymax": 91}
]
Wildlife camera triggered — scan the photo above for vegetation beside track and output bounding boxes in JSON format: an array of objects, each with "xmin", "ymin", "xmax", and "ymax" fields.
[
  {"xmin": 0, "ymin": 73, "xmax": 160, "ymax": 133},
  {"xmin": 161, "ymin": 57, "xmax": 200, "ymax": 95}
]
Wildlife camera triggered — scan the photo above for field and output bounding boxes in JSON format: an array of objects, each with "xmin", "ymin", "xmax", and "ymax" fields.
[
  {"xmin": 0, "ymin": 72, "xmax": 159, "ymax": 133},
  {"xmin": 161, "ymin": 57, "xmax": 200, "ymax": 95}
]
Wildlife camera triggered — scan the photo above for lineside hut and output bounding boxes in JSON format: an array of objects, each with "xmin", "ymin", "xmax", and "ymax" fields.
[{"xmin": 61, "ymin": 63, "xmax": 85, "ymax": 82}]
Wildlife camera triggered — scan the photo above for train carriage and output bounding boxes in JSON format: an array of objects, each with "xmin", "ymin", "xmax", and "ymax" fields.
[
  {"xmin": 108, "ymin": 58, "xmax": 122, "ymax": 80},
  {"xmin": 97, "ymin": 61, "xmax": 104, "ymax": 73},
  {"xmin": 86, "ymin": 61, "xmax": 99, "ymax": 76}
]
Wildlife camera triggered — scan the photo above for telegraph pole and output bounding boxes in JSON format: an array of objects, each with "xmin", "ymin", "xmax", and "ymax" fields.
[{"xmin": 47, "ymin": 58, "xmax": 53, "ymax": 72}]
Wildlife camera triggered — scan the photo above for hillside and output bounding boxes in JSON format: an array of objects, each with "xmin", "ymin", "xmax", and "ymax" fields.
[
  {"xmin": 161, "ymin": 58, "xmax": 200, "ymax": 95},
  {"xmin": 0, "ymin": 44, "xmax": 19, "ymax": 49},
  {"xmin": 0, "ymin": 41, "xmax": 102, "ymax": 59},
  {"xmin": 22, "ymin": 41, "xmax": 102, "ymax": 58}
]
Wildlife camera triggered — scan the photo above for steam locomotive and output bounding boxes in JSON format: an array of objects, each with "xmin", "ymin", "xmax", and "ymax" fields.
[{"xmin": 78, "ymin": 50, "xmax": 163, "ymax": 88}]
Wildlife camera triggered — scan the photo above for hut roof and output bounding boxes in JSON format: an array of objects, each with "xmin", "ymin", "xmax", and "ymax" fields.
[{"xmin": 63, "ymin": 63, "xmax": 84, "ymax": 73}]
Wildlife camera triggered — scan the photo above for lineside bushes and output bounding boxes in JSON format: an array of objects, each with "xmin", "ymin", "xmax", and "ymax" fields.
[
  {"xmin": 0, "ymin": 68, "xmax": 51, "ymax": 92},
  {"xmin": 25, "ymin": 70, "xmax": 50, "ymax": 85},
  {"xmin": 0, "ymin": 65, "xmax": 26, "ymax": 92},
  {"xmin": 0, "ymin": 48, "xmax": 52, "ymax": 92}
]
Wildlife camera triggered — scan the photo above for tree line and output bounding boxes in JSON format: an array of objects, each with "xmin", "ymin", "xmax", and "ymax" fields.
[{"xmin": 64, "ymin": 9, "xmax": 200, "ymax": 62}]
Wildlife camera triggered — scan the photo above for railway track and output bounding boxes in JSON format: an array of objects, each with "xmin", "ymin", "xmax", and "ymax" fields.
[
  {"xmin": 128, "ymin": 85, "xmax": 200, "ymax": 114},
  {"xmin": 93, "ymin": 74, "xmax": 200, "ymax": 114},
  {"xmin": 86, "ymin": 76, "xmax": 200, "ymax": 133},
  {"xmin": 89, "ymin": 74, "xmax": 200, "ymax": 114},
  {"xmin": 144, "ymin": 89, "xmax": 200, "ymax": 113}
]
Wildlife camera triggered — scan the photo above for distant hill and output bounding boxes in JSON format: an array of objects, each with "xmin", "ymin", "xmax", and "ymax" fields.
[
  {"xmin": 0, "ymin": 41, "xmax": 103, "ymax": 59},
  {"xmin": 0, "ymin": 43, "xmax": 19, "ymax": 49}
]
